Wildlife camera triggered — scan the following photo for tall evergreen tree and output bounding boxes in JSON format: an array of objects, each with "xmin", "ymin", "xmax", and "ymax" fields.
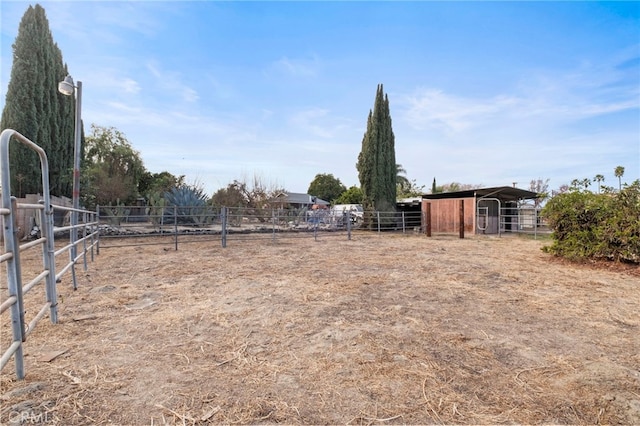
[
  {"xmin": 1, "ymin": 4, "xmax": 75, "ymax": 197},
  {"xmin": 356, "ymin": 84, "xmax": 396, "ymax": 227}
]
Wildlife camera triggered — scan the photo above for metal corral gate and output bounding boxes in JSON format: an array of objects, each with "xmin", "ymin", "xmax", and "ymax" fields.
[
  {"xmin": 0, "ymin": 129, "xmax": 99, "ymax": 379},
  {"xmin": 476, "ymin": 197, "xmax": 547, "ymax": 237}
]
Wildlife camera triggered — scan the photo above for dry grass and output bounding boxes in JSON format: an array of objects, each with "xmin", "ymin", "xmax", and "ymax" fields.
[{"xmin": 1, "ymin": 233, "xmax": 639, "ymax": 425}]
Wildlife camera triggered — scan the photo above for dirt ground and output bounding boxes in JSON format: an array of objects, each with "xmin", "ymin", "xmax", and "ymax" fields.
[{"xmin": 1, "ymin": 233, "xmax": 639, "ymax": 425}]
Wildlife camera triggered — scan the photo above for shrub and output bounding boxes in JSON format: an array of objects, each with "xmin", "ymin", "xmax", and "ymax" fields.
[
  {"xmin": 542, "ymin": 180, "xmax": 639, "ymax": 263},
  {"xmin": 164, "ymin": 184, "xmax": 212, "ymax": 225}
]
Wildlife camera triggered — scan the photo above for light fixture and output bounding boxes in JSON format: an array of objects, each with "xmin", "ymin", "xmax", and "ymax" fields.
[
  {"xmin": 57, "ymin": 75, "xmax": 75, "ymax": 96},
  {"xmin": 58, "ymin": 74, "xmax": 82, "ymax": 289}
]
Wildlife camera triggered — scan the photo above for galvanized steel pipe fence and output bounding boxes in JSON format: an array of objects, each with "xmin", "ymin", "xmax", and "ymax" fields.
[
  {"xmin": 96, "ymin": 205, "xmax": 427, "ymax": 250},
  {"xmin": 1, "ymin": 129, "xmax": 99, "ymax": 380}
]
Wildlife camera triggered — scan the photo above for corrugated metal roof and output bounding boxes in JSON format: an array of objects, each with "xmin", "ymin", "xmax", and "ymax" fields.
[{"xmin": 422, "ymin": 186, "xmax": 538, "ymax": 201}]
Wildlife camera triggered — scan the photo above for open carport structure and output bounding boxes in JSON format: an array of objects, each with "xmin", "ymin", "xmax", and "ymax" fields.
[{"xmin": 421, "ymin": 186, "xmax": 539, "ymax": 235}]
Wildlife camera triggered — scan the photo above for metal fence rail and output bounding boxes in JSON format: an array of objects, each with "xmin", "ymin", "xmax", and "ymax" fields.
[
  {"xmin": 95, "ymin": 205, "xmax": 426, "ymax": 249},
  {"xmin": 0, "ymin": 129, "xmax": 98, "ymax": 380},
  {"xmin": 499, "ymin": 206, "xmax": 549, "ymax": 238}
]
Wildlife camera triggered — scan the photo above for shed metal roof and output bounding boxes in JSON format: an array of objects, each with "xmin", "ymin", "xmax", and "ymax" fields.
[{"xmin": 422, "ymin": 186, "xmax": 538, "ymax": 201}]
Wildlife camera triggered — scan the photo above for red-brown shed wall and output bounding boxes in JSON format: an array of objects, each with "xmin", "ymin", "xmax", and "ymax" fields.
[{"xmin": 422, "ymin": 198, "xmax": 475, "ymax": 234}]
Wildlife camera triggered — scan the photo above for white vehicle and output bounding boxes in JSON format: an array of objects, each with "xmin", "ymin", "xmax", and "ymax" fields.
[{"xmin": 330, "ymin": 204, "xmax": 364, "ymax": 222}]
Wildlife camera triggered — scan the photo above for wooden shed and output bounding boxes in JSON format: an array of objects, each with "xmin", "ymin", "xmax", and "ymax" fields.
[{"xmin": 421, "ymin": 186, "xmax": 538, "ymax": 235}]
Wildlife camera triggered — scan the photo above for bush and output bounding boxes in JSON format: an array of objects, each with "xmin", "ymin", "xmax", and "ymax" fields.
[
  {"xmin": 542, "ymin": 180, "xmax": 639, "ymax": 263},
  {"xmin": 164, "ymin": 184, "xmax": 212, "ymax": 225}
]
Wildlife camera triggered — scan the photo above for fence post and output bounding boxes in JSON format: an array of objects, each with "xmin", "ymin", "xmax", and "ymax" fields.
[
  {"xmin": 402, "ymin": 211, "xmax": 406, "ymax": 234},
  {"xmin": 272, "ymin": 208, "xmax": 276, "ymax": 243},
  {"xmin": 5, "ymin": 197, "xmax": 26, "ymax": 379},
  {"xmin": 82, "ymin": 211, "xmax": 88, "ymax": 271},
  {"xmin": 347, "ymin": 211, "xmax": 352, "ymax": 240},
  {"xmin": 173, "ymin": 205, "xmax": 178, "ymax": 250},
  {"xmin": 70, "ymin": 208, "xmax": 78, "ymax": 290},
  {"xmin": 96, "ymin": 205, "xmax": 101, "ymax": 255},
  {"xmin": 459, "ymin": 200, "xmax": 465, "ymax": 239},
  {"xmin": 426, "ymin": 203, "xmax": 432, "ymax": 237},
  {"xmin": 90, "ymin": 210, "xmax": 96, "ymax": 262},
  {"xmin": 377, "ymin": 211, "xmax": 381, "ymax": 233},
  {"xmin": 38, "ymin": 198, "xmax": 58, "ymax": 321},
  {"xmin": 10, "ymin": 198, "xmax": 26, "ymax": 337},
  {"xmin": 221, "ymin": 206, "xmax": 227, "ymax": 248},
  {"xmin": 313, "ymin": 210, "xmax": 318, "ymax": 241}
]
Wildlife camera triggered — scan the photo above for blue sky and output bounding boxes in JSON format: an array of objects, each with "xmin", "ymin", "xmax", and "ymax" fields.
[{"xmin": 1, "ymin": 1, "xmax": 639, "ymax": 196}]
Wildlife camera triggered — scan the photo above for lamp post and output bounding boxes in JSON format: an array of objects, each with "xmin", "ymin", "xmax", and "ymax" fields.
[{"xmin": 58, "ymin": 75, "xmax": 82, "ymax": 277}]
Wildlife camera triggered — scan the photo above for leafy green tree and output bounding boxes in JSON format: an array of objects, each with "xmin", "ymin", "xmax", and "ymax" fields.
[
  {"xmin": 431, "ymin": 178, "xmax": 438, "ymax": 194},
  {"xmin": 356, "ymin": 84, "xmax": 397, "ymax": 226},
  {"xmin": 81, "ymin": 125, "xmax": 145, "ymax": 208},
  {"xmin": 334, "ymin": 186, "xmax": 363, "ymax": 204},
  {"xmin": 210, "ymin": 182, "xmax": 247, "ymax": 207},
  {"xmin": 397, "ymin": 179, "xmax": 425, "ymax": 198},
  {"xmin": 210, "ymin": 174, "xmax": 285, "ymax": 222},
  {"xmin": 139, "ymin": 171, "xmax": 184, "ymax": 199},
  {"xmin": 307, "ymin": 173, "xmax": 346, "ymax": 202},
  {"xmin": 0, "ymin": 4, "xmax": 75, "ymax": 197},
  {"xmin": 614, "ymin": 166, "xmax": 625, "ymax": 191}
]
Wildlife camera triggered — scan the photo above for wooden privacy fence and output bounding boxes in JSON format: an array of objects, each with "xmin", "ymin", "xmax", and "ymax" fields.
[{"xmin": 0, "ymin": 129, "xmax": 99, "ymax": 380}]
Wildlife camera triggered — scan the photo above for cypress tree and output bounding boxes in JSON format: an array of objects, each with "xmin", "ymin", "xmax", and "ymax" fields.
[
  {"xmin": 1, "ymin": 4, "xmax": 75, "ymax": 197},
  {"xmin": 356, "ymin": 84, "xmax": 397, "ymax": 228}
]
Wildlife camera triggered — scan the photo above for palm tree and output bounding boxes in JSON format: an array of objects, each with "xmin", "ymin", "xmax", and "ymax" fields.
[
  {"xmin": 614, "ymin": 166, "xmax": 625, "ymax": 191},
  {"xmin": 396, "ymin": 164, "xmax": 410, "ymax": 193},
  {"xmin": 594, "ymin": 174, "xmax": 605, "ymax": 194}
]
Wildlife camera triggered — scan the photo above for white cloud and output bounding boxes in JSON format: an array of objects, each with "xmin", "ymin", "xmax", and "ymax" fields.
[
  {"xmin": 121, "ymin": 78, "xmax": 141, "ymax": 95},
  {"xmin": 392, "ymin": 57, "xmax": 639, "ymax": 191},
  {"xmin": 288, "ymin": 108, "xmax": 332, "ymax": 138},
  {"xmin": 270, "ymin": 55, "xmax": 320, "ymax": 78},
  {"xmin": 402, "ymin": 90, "xmax": 519, "ymax": 133},
  {"xmin": 146, "ymin": 61, "xmax": 199, "ymax": 104},
  {"xmin": 401, "ymin": 60, "xmax": 639, "ymax": 137}
]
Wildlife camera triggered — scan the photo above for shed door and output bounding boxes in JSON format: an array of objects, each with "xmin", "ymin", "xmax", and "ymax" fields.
[{"xmin": 476, "ymin": 199, "xmax": 500, "ymax": 234}]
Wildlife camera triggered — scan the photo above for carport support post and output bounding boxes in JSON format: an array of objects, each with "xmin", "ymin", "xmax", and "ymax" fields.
[{"xmin": 459, "ymin": 200, "xmax": 465, "ymax": 239}]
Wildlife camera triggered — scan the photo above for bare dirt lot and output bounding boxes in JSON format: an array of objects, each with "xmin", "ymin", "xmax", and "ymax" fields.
[{"xmin": 1, "ymin": 233, "xmax": 639, "ymax": 425}]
